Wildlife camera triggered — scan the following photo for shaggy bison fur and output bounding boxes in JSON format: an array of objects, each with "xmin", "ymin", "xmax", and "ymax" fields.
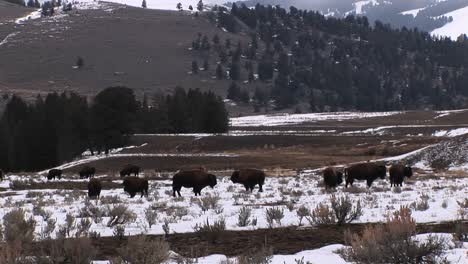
[
  {"xmin": 231, "ymin": 169, "xmax": 265, "ymax": 192},
  {"xmin": 389, "ymin": 164, "xmax": 413, "ymax": 187},
  {"xmin": 345, "ymin": 163, "xmax": 386, "ymax": 187},
  {"xmin": 88, "ymin": 178, "xmax": 102, "ymax": 199},
  {"xmin": 122, "ymin": 177, "xmax": 148, "ymax": 198},
  {"xmin": 120, "ymin": 164, "xmax": 140, "ymax": 177},
  {"xmin": 322, "ymin": 167, "xmax": 343, "ymax": 189},
  {"xmin": 80, "ymin": 166, "xmax": 96, "ymax": 179},
  {"xmin": 47, "ymin": 169, "xmax": 62, "ymax": 180},
  {"xmin": 172, "ymin": 170, "xmax": 217, "ymax": 197}
]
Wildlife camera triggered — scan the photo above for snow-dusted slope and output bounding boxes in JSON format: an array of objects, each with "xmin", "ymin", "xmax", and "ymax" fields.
[{"xmin": 432, "ymin": 5, "xmax": 468, "ymax": 39}]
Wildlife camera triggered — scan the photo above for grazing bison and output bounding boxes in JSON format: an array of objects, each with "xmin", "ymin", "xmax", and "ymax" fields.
[
  {"xmin": 122, "ymin": 177, "xmax": 148, "ymax": 198},
  {"xmin": 231, "ymin": 169, "xmax": 265, "ymax": 192},
  {"xmin": 120, "ymin": 164, "xmax": 140, "ymax": 177},
  {"xmin": 79, "ymin": 166, "xmax": 96, "ymax": 179},
  {"xmin": 172, "ymin": 170, "xmax": 217, "ymax": 197},
  {"xmin": 47, "ymin": 169, "xmax": 62, "ymax": 180},
  {"xmin": 322, "ymin": 167, "xmax": 343, "ymax": 189},
  {"xmin": 389, "ymin": 164, "xmax": 413, "ymax": 187},
  {"xmin": 0, "ymin": 169, "xmax": 3, "ymax": 181},
  {"xmin": 87, "ymin": 178, "xmax": 102, "ymax": 199},
  {"xmin": 344, "ymin": 163, "xmax": 386, "ymax": 188}
]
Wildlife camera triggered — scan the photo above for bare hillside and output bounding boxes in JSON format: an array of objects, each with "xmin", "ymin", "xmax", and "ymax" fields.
[{"xmin": 0, "ymin": 3, "xmax": 248, "ymax": 100}]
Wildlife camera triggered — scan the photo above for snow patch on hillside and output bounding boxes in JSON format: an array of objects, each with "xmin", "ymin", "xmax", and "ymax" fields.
[
  {"xmin": 353, "ymin": 0, "xmax": 378, "ymax": 14},
  {"xmin": 400, "ymin": 7, "xmax": 426, "ymax": 17},
  {"xmin": 432, "ymin": 5, "xmax": 468, "ymax": 40},
  {"xmin": 231, "ymin": 111, "xmax": 400, "ymax": 127}
]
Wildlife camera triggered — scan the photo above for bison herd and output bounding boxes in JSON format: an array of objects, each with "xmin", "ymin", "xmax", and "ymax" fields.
[
  {"xmin": 323, "ymin": 162, "xmax": 413, "ymax": 189},
  {"xmin": 0, "ymin": 161, "xmax": 411, "ymax": 200}
]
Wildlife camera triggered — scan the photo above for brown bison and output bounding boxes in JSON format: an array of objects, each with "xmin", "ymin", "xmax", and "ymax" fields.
[
  {"xmin": 345, "ymin": 163, "xmax": 386, "ymax": 188},
  {"xmin": 80, "ymin": 166, "xmax": 96, "ymax": 179},
  {"xmin": 322, "ymin": 167, "xmax": 343, "ymax": 189},
  {"xmin": 172, "ymin": 170, "xmax": 217, "ymax": 197},
  {"xmin": 47, "ymin": 169, "xmax": 62, "ymax": 180},
  {"xmin": 389, "ymin": 164, "xmax": 413, "ymax": 187},
  {"xmin": 120, "ymin": 164, "xmax": 140, "ymax": 177},
  {"xmin": 231, "ymin": 169, "xmax": 265, "ymax": 192},
  {"xmin": 87, "ymin": 178, "xmax": 102, "ymax": 199},
  {"xmin": 122, "ymin": 177, "xmax": 148, "ymax": 198}
]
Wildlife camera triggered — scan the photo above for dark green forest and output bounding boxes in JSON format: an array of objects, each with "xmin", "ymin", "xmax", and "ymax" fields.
[
  {"xmin": 201, "ymin": 4, "xmax": 468, "ymax": 111},
  {"xmin": 0, "ymin": 87, "xmax": 228, "ymax": 172}
]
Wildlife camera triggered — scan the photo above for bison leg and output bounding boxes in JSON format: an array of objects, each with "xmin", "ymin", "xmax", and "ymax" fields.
[
  {"xmin": 130, "ymin": 192, "xmax": 136, "ymax": 198},
  {"xmin": 259, "ymin": 184, "xmax": 263, "ymax": 192},
  {"xmin": 173, "ymin": 186, "xmax": 180, "ymax": 197},
  {"xmin": 366, "ymin": 179, "xmax": 373, "ymax": 188}
]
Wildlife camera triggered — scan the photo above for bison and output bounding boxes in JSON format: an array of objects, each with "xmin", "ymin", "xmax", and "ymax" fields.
[
  {"xmin": 122, "ymin": 177, "xmax": 148, "ymax": 198},
  {"xmin": 389, "ymin": 164, "xmax": 413, "ymax": 187},
  {"xmin": 172, "ymin": 170, "xmax": 217, "ymax": 197},
  {"xmin": 322, "ymin": 167, "xmax": 343, "ymax": 189},
  {"xmin": 231, "ymin": 169, "xmax": 265, "ymax": 192},
  {"xmin": 47, "ymin": 169, "xmax": 62, "ymax": 180},
  {"xmin": 79, "ymin": 166, "xmax": 96, "ymax": 179},
  {"xmin": 87, "ymin": 178, "xmax": 102, "ymax": 199},
  {"xmin": 344, "ymin": 163, "xmax": 386, "ymax": 188},
  {"xmin": 120, "ymin": 164, "xmax": 140, "ymax": 177}
]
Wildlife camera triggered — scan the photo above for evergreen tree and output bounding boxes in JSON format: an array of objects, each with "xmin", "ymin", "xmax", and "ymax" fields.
[
  {"xmin": 141, "ymin": 0, "xmax": 146, "ymax": 8},
  {"xmin": 27, "ymin": 0, "xmax": 35, "ymax": 8},
  {"xmin": 176, "ymin": 2, "xmax": 182, "ymax": 11},
  {"xmin": 197, "ymin": 0, "xmax": 204, "ymax": 12},
  {"xmin": 76, "ymin": 56, "xmax": 84, "ymax": 69},
  {"xmin": 229, "ymin": 62, "xmax": 240, "ymax": 80},
  {"xmin": 203, "ymin": 59, "xmax": 209, "ymax": 71},
  {"xmin": 227, "ymin": 82, "xmax": 241, "ymax": 101},
  {"xmin": 192, "ymin": 61, "xmax": 199, "ymax": 74},
  {"xmin": 188, "ymin": 5, "xmax": 193, "ymax": 11},
  {"xmin": 216, "ymin": 64, "xmax": 224, "ymax": 79}
]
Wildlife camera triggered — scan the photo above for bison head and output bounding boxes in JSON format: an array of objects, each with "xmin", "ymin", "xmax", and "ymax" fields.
[
  {"xmin": 404, "ymin": 166, "xmax": 413, "ymax": 178},
  {"xmin": 230, "ymin": 171, "xmax": 240, "ymax": 183},
  {"xmin": 377, "ymin": 165, "xmax": 387, "ymax": 179},
  {"xmin": 208, "ymin": 174, "xmax": 217, "ymax": 188},
  {"xmin": 336, "ymin": 171, "xmax": 344, "ymax": 185}
]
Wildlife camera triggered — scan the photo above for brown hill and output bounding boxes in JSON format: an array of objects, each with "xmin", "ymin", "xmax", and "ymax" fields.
[{"xmin": 0, "ymin": 3, "xmax": 255, "ymax": 102}]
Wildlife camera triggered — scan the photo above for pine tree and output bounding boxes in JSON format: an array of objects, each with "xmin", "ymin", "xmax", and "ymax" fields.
[
  {"xmin": 216, "ymin": 64, "xmax": 224, "ymax": 79},
  {"xmin": 229, "ymin": 62, "xmax": 240, "ymax": 80},
  {"xmin": 192, "ymin": 61, "xmax": 199, "ymax": 74},
  {"xmin": 176, "ymin": 2, "xmax": 182, "ymax": 11},
  {"xmin": 227, "ymin": 82, "xmax": 241, "ymax": 101},
  {"xmin": 212, "ymin": 34, "xmax": 220, "ymax": 45},
  {"xmin": 203, "ymin": 59, "xmax": 209, "ymax": 71},
  {"xmin": 76, "ymin": 56, "xmax": 84, "ymax": 69},
  {"xmin": 188, "ymin": 5, "xmax": 193, "ymax": 11},
  {"xmin": 197, "ymin": 0, "xmax": 204, "ymax": 12},
  {"xmin": 27, "ymin": 0, "xmax": 35, "ymax": 8},
  {"xmin": 141, "ymin": 0, "xmax": 146, "ymax": 8},
  {"xmin": 34, "ymin": 0, "xmax": 40, "ymax": 7}
]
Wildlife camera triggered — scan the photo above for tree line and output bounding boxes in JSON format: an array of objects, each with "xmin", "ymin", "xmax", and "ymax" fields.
[
  {"xmin": 204, "ymin": 3, "xmax": 468, "ymax": 111},
  {"xmin": 0, "ymin": 87, "xmax": 228, "ymax": 172}
]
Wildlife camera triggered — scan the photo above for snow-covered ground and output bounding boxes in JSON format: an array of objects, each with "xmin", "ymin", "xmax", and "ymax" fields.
[
  {"xmin": 1, "ymin": 167, "xmax": 466, "ymax": 238},
  {"xmin": 230, "ymin": 111, "xmax": 401, "ymax": 127},
  {"xmin": 432, "ymin": 5, "xmax": 468, "ymax": 40}
]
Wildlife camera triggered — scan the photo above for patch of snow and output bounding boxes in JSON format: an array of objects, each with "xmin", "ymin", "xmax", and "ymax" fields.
[
  {"xmin": 400, "ymin": 7, "xmax": 426, "ymax": 17},
  {"xmin": 15, "ymin": 9, "xmax": 41, "ymax": 24},
  {"xmin": 0, "ymin": 32, "xmax": 19, "ymax": 47},
  {"xmin": 432, "ymin": 5, "xmax": 468, "ymax": 40},
  {"xmin": 433, "ymin": 128, "xmax": 468, "ymax": 137},
  {"xmin": 435, "ymin": 109, "xmax": 468, "ymax": 119},
  {"xmin": 231, "ymin": 111, "xmax": 401, "ymax": 127}
]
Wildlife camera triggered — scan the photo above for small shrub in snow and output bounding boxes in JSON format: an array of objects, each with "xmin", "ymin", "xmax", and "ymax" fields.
[
  {"xmin": 308, "ymin": 195, "xmax": 362, "ymax": 226},
  {"xmin": 63, "ymin": 213, "xmax": 76, "ymax": 237},
  {"xmin": 265, "ymin": 207, "xmax": 284, "ymax": 228},
  {"xmin": 113, "ymin": 225, "xmax": 126, "ymax": 240},
  {"xmin": 285, "ymin": 200, "xmax": 295, "ymax": 212},
  {"xmin": 162, "ymin": 219, "xmax": 170, "ymax": 236},
  {"xmin": 3, "ymin": 208, "xmax": 36, "ymax": 244},
  {"xmin": 453, "ymin": 221, "xmax": 468, "ymax": 245},
  {"xmin": 76, "ymin": 218, "xmax": 92, "ymax": 237},
  {"xmin": 296, "ymin": 205, "xmax": 310, "ymax": 226},
  {"xmin": 343, "ymin": 185, "xmax": 367, "ymax": 194},
  {"xmin": 40, "ymin": 218, "xmax": 56, "ymax": 239},
  {"xmin": 340, "ymin": 206, "xmax": 448, "ymax": 264},
  {"xmin": 100, "ymin": 195, "xmax": 122, "ymax": 204},
  {"xmin": 46, "ymin": 236, "xmax": 97, "ymax": 264},
  {"xmin": 441, "ymin": 200, "xmax": 448, "ymax": 209},
  {"xmin": 116, "ymin": 235, "xmax": 170, "ymax": 264},
  {"xmin": 195, "ymin": 193, "xmax": 221, "ymax": 211},
  {"xmin": 144, "ymin": 207, "xmax": 158, "ymax": 228},
  {"xmin": 107, "ymin": 204, "xmax": 137, "ymax": 227},
  {"xmin": 410, "ymin": 194, "xmax": 430, "ymax": 211},
  {"xmin": 193, "ymin": 218, "xmax": 226, "ymax": 243},
  {"xmin": 294, "ymin": 257, "xmax": 313, "ymax": 264},
  {"xmin": 33, "ymin": 205, "xmax": 52, "ymax": 221},
  {"xmin": 236, "ymin": 245, "xmax": 273, "ymax": 264},
  {"xmin": 251, "ymin": 217, "xmax": 257, "ymax": 226},
  {"xmin": 237, "ymin": 206, "xmax": 252, "ymax": 227},
  {"xmin": 457, "ymin": 198, "xmax": 468, "ymax": 209},
  {"xmin": 79, "ymin": 201, "xmax": 104, "ymax": 224}
]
